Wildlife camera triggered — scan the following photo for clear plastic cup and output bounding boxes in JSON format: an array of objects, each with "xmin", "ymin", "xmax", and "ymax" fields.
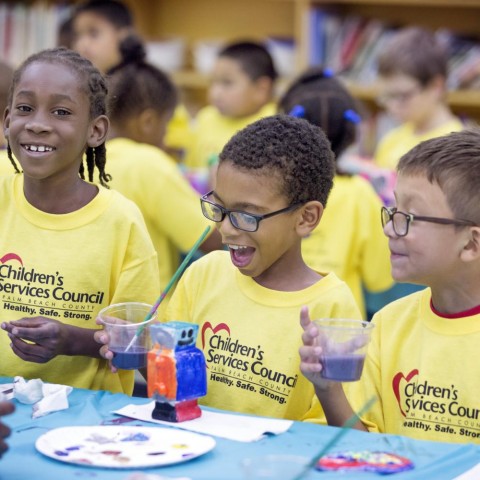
[
  {"xmin": 313, "ymin": 318, "xmax": 374, "ymax": 382},
  {"xmin": 97, "ymin": 302, "xmax": 155, "ymax": 370}
]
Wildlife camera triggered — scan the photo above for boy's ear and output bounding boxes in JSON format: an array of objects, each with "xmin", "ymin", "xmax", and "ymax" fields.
[
  {"xmin": 87, "ymin": 114, "xmax": 109, "ymax": 148},
  {"xmin": 253, "ymin": 76, "xmax": 273, "ymax": 101},
  {"xmin": 460, "ymin": 227, "xmax": 480, "ymax": 262},
  {"xmin": 296, "ymin": 201, "xmax": 324, "ymax": 238}
]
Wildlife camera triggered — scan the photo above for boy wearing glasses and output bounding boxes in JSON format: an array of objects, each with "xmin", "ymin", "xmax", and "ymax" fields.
[
  {"xmin": 163, "ymin": 115, "xmax": 362, "ymax": 420},
  {"xmin": 300, "ymin": 129, "xmax": 480, "ymax": 443},
  {"xmin": 374, "ymin": 27, "xmax": 462, "ymax": 170}
]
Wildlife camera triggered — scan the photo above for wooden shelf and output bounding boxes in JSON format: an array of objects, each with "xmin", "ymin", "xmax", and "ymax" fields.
[
  {"xmin": 123, "ymin": 0, "xmax": 480, "ymax": 121},
  {"xmin": 312, "ymin": 0, "xmax": 480, "ymax": 6}
]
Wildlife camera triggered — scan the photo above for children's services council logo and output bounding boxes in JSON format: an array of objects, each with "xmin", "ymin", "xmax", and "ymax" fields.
[
  {"xmin": 0, "ymin": 253, "xmax": 23, "ymax": 265},
  {"xmin": 201, "ymin": 321, "xmax": 231, "ymax": 349},
  {"xmin": 392, "ymin": 369, "xmax": 419, "ymax": 417}
]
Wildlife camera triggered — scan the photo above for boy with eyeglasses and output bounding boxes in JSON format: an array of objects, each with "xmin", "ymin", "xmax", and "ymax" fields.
[
  {"xmin": 300, "ymin": 129, "xmax": 480, "ymax": 443},
  {"xmin": 374, "ymin": 26, "xmax": 462, "ymax": 171},
  {"xmin": 160, "ymin": 115, "xmax": 361, "ymax": 421}
]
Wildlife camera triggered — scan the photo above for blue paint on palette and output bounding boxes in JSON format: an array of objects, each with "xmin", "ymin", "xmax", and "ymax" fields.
[
  {"xmin": 66, "ymin": 446, "xmax": 81, "ymax": 451},
  {"xmin": 121, "ymin": 433, "xmax": 149, "ymax": 442},
  {"xmin": 55, "ymin": 450, "xmax": 70, "ymax": 456}
]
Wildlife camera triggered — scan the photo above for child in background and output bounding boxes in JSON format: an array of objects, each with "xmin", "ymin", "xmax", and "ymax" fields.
[
  {"xmin": 70, "ymin": 0, "xmax": 190, "ymax": 157},
  {"xmin": 0, "ymin": 48, "xmax": 159, "ymax": 395},
  {"xmin": 0, "ymin": 61, "xmax": 14, "ymax": 175},
  {"xmin": 374, "ymin": 26, "xmax": 463, "ymax": 170},
  {"xmin": 183, "ymin": 41, "xmax": 277, "ymax": 173},
  {"xmin": 278, "ymin": 68, "xmax": 393, "ymax": 317},
  {"xmin": 157, "ymin": 115, "xmax": 360, "ymax": 420},
  {"xmin": 105, "ymin": 36, "xmax": 222, "ymax": 291},
  {"xmin": 0, "ymin": 401, "xmax": 14, "ymax": 459},
  {"xmin": 300, "ymin": 129, "xmax": 480, "ymax": 444}
]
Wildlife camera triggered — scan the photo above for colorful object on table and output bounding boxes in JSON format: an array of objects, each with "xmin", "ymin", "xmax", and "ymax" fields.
[
  {"xmin": 35, "ymin": 426, "xmax": 215, "ymax": 468},
  {"xmin": 316, "ymin": 451, "xmax": 414, "ymax": 474},
  {"xmin": 148, "ymin": 322, "xmax": 207, "ymax": 422},
  {"xmin": 124, "ymin": 226, "xmax": 211, "ymax": 353},
  {"xmin": 292, "ymin": 396, "xmax": 377, "ymax": 480}
]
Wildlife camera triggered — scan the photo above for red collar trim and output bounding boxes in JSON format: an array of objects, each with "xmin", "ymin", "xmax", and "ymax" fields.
[{"xmin": 430, "ymin": 299, "xmax": 480, "ymax": 318}]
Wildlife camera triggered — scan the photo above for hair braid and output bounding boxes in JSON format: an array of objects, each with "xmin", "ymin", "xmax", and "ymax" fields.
[{"xmin": 6, "ymin": 142, "xmax": 20, "ymax": 173}]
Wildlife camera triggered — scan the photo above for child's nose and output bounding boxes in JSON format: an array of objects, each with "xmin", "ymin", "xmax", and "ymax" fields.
[
  {"xmin": 383, "ymin": 219, "xmax": 396, "ymax": 238},
  {"xmin": 25, "ymin": 118, "xmax": 52, "ymax": 134}
]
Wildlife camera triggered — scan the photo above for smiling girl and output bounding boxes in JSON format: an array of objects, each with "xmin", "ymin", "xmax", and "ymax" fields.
[{"xmin": 0, "ymin": 47, "xmax": 159, "ymax": 394}]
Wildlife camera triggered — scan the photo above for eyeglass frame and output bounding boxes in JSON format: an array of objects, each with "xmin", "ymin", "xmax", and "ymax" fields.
[
  {"xmin": 200, "ymin": 190, "xmax": 302, "ymax": 232},
  {"xmin": 381, "ymin": 206, "xmax": 477, "ymax": 237},
  {"xmin": 376, "ymin": 85, "xmax": 422, "ymax": 108}
]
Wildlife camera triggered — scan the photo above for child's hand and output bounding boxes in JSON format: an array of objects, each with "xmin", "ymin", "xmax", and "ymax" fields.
[
  {"xmin": 299, "ymin": 306, "xmax": 332, "ymax": 391},
  {"xmin": 1, "ymin": 317, "xmax": 69, "ymax": 363},
  {"xmin": 0, "ymin": 401, "xmax": 14, "ymax": 458},
  {"xmin": 94, "ymin": 317, "xmax": 117, "ymax": 373}
]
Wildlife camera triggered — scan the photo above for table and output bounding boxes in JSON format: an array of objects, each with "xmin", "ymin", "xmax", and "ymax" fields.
[{"xmin": 1, "ymin": 378, "xmax": 479, "ymax": 480}]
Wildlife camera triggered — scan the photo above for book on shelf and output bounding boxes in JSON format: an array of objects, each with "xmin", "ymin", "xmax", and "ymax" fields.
[
  {"xmin": 308, "ymin": 8, "xmax": 480, "ymax": 91},
  {"xmin": 0, "ymin": 1, "xmax": 72, "ymax": 67}
]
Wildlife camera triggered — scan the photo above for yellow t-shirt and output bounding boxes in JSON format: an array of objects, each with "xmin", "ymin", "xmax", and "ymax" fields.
[
  {"xmin": 0, "ymin": 174, "xmax": 159, "ymax": 394},
  {"xmin": 348, "ymin": 288, "xmax": 480, "ymax": 444},
  {"xmin": 183, "ymin": 103, "xmax": 276, "ymax": 169},
  {"xmin": 105, "ymin": 137, "xmax": 213, "ymax": 291},
  {"xmin": 302, "ymin": 175, "xmax": 393, "ymax": 317},
  {"xmin": 164, "ymin": 104, "xmax": 191, "ymax": 152},
  {"xmin": 0, "ymin": 148, "xmax": 15, "ymax": 176},
  {"xmin": 375, "ymin": 118, "xmax": 463, "ymax": 170},
  {"xmin": 164, "ymin": 251, "xmax": 362, "ymax": 421}
]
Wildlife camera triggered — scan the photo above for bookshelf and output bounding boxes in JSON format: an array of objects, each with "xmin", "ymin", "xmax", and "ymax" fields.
[
  {"xmin": 304, "ymin": 0, "xmax": 480, "ymax": 121},
  {"xmin": 123, "ymin": 0, "xmax": 480, "ymax": 120},
  {"xmin": 2, "ymin": 1, "xmax": 480, "ymax": 120}
]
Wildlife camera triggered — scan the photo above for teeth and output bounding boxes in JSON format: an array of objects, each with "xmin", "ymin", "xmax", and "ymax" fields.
[
  {"xmin": 229, "ymin": 245, "xmax": 248, "ymax": 250},
  {"xmin": 25, "ymin": 145, "xmax": 53, "ymax": 152}
]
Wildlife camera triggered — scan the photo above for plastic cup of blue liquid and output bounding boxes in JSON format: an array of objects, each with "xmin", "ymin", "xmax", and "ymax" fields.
[
  {"xmin": 313, "ymin": 318, "xmax": 374, "ymax": 382},
  {"xmin": 97, "ymin": 302, "xmax": 155, "ymax": 370}
]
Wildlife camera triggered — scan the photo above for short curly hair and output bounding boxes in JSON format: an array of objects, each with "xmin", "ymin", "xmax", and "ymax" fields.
[{"xmin": 219, "ymin": 114, "xmax": 335, "ymax": 206}]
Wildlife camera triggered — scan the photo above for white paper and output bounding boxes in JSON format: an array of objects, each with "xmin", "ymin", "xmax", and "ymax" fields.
[
  {"xmin": 452, "ymin": 463, "xmax": 480, "ymax": 479},
  {"xmin": 12, "ymin": 376, "xmax": 72, "ymax": 418},
  {"xmin": 114, "ymin": 401, "xmax": 293, "ymax": 442}
]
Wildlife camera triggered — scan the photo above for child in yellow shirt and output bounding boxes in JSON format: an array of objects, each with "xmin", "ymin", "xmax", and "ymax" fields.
[
  {"xmin": 301, "ymin": 129, "xmax": 480, "ymax": 444},
  {"xmin": 183, "ymin": 41, "xmax": 277, "ymax": 172},
  {"xmin": 374, "ymin": 26, "xmax": 463, "ymax": 170},
  {"xmin": 279, "ymin": 68, "xmax": 393, "ymax": 317},
  {"xmin": 70, "ymin": 0, "xmax": 190, "ymax": 156}
]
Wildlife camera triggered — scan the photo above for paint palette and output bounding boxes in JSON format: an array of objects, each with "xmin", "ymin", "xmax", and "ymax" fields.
[{"xmin": 35, "ymin": 425, "xmax": 216, "ymax": 468}]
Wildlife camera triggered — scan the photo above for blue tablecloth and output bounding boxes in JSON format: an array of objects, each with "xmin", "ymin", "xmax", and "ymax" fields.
[{"xmin": 1, "ymin": 378, "xmax": 479, "ymax": 480}]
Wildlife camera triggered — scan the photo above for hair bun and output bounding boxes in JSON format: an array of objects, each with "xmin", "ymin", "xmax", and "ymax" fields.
[{"xmin": 118, "ymin": 34, "xmax": 147, "ymax": 65}]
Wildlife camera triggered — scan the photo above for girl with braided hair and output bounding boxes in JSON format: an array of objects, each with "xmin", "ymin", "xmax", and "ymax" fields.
[
  {"xmin": 279, "ymin": 68, "xmax": 393, "ymax": 318},
  {"xmin": 0, "ymin": 47, "xmax": 159, "ymax": 394}
]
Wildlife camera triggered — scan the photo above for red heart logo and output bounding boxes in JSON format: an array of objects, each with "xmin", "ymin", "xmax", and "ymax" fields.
[
  {"xmin": 392, "ymin": 369, "xmax": 419, "ymax": 417},
  {"xmin": 0, "ymin": 253, "xmax": 23, "ymax": 265},
  {"xmin": 201, "ymin": 322, "xmax": 230, "ymax": 350}
]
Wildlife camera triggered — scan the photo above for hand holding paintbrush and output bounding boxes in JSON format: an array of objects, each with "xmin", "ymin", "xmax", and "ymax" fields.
[{"xmin": 95, "ymin": 226, "xmax": 211, "ymax": 369}]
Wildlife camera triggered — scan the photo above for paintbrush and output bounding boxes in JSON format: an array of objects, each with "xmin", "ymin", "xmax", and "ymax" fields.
[{"xmin": 124, "ymin": 225, "xmax": 211, "ymax": 353}]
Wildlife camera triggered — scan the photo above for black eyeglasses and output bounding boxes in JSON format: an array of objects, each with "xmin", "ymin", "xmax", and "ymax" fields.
[
  {"xmin": 381, "ymin": 206, "xmax": 476, "ymax": 237},
  {"xmin": 200, "ymin": 191, "xmax": 301, "ymax": 232}
]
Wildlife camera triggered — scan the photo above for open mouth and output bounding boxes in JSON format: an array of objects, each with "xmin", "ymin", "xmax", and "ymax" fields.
[{"xmin": 228, "ymin": 244, "xmax": 256, "ymax": 268}]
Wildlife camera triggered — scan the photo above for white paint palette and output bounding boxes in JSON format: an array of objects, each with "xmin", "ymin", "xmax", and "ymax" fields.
[{"xmin": 35, "ymin": 425, "xmax": 215, "ymax": 468}]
